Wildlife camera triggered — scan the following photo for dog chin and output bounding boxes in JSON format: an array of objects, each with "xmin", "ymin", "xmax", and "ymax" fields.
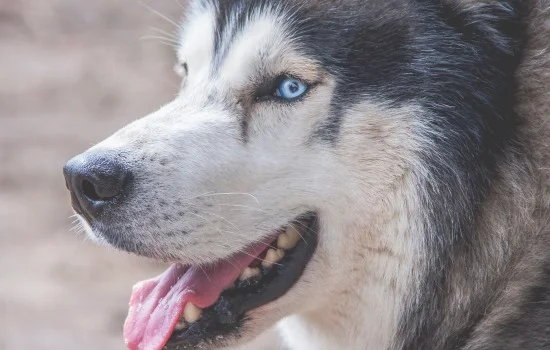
[
  {"xmin": 177, "ymin": 309, "xmax": 285, "ymax": 350},
  {"xmin": 116, "ymin": 213, "xmax": 319, "ymax": 350}
]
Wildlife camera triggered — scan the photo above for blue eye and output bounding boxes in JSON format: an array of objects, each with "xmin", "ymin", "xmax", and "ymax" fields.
[{"xmin": 275, "ymin": 77, "xmax": 308, "ymax": 100}]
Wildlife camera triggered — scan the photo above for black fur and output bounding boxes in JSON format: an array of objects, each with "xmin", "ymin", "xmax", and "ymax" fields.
[
  {"xmin": 285, "ymin": 2, "xmax": 524, "ymax": 348},
  {"xmin": 195, "ymin": 0, "xmax": 527, "ymax": 348},
  {"xmin": 400, "ymin": 2, "xmax": 525, "ymax": 349}
]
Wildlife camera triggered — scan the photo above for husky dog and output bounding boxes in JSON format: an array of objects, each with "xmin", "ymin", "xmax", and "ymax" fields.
[{"xmin": 63, "ymin": 0, "xmax": 550, "ymax": 349}]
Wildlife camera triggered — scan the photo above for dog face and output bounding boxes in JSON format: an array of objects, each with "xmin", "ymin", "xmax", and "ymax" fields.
[
  {"xmin": 63, "ymin": 0, "xmax": 524, "ymax": 349},
  {"xmin": 84, "ymin": 5, "xmax": 417, "ymax": 258}
]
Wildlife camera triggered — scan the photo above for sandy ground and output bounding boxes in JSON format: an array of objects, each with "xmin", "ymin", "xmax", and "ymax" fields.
[{"xmin": 0, "ymin": 1, "xmax": 278, "ymax": 349}]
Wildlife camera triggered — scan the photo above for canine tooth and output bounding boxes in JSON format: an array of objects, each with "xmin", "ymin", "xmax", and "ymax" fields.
[
  {"xmin": 174, "ymin": 320, "xmax": 186, "ymax": 331},
  {"xmin": 239, "ymin": 267, "xmax": 261, "ymax": 281},
  {"xmin": 262, "ymin": 248, "xmax": 285, "ymax": 268},
  {"xmin": 183, "ymin": 302, "xmax": 202, "ymax": 323},
  {"xmin": 277, "ymin": 226, "xmax": 302, "ymax": 249}
]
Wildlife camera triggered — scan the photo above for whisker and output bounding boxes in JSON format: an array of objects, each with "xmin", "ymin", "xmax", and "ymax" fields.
[
  {"xmin": 201, "ymin": 211, "xmax": 243, "ymax": 235},
  {"xmin": 137, "ymin": 0, "xmax": 180, "ymax": 28},
  {"xmin": 202, "ymin": 211, "xmax": 278, "ymax": 249},
  {"xmin": 210, "ymin": 204, "xmax": 266, "ymax": 212},
  {"xmin": 198, "ymin": 265, "xmax": 212, "ymax": 282},
  {"xmin": 288, "ymin": 216, "xmax": 318, "ymax": 246},
  {"xmin": 150, "ymin": 26, "xmax": 179, "ymax": 40},
  {"xmin": 233, "ymin": 246, "xmax": 282, "ymax": 267},
  {"xmin": 183, "ymin": 191, "xmax": 215, "ymax": 201},
  {"xmin": 175, "ymin": 0, "xmax": 187, "ymax": 10},
  {"xmin": 194, "ymin": 192, "xmax": 260, "ymax": 204},
  {"xmin": 186, "ymin": 211, "xmax": 218, "ymax": 229},
  {"xmin": 225, "ymin": 255, "xmax": 245, "ymax": 275},
  {"xmin": 140, "ymin": 34, "xmax": 179, "ymax": 43},
  {"xmin": 289, "ymin": 217, "xmax": 316, "ymax": 232},
  {"xmin": 188, "ymin": 211, "xmax": 279, "ymax": 266},
  {"xmin": 226, "ymin": 233, "xmax": 284, "ymax": 265},
  {"xmin": 140, "ymin": 35, "xmax": 180, "ymax": 46},
  {"xmin": 70, "ymin": 222, "xmax": 84, "ymax": 232},
  {"xmin": 287, "ymin": 222, "xmax": 308, "ymax": 246}
]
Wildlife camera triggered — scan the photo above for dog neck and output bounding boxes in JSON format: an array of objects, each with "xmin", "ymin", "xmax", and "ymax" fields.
[
  {"xmin": 279, "ymin": 190, "xmax": 418, "ymax": 350},
  {"xmin": 280, "ymin": 159, "xmax": 541, "ymax": 350}
]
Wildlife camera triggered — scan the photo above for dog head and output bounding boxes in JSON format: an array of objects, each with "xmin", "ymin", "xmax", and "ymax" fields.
[{"xmin": 64, "ymin": 0, "xmax": 523, "ymax": 349}]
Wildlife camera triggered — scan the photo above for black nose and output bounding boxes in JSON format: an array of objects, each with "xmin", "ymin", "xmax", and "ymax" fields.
[{"xmin": 63, "ymin": 150, "xmax": 131, "ymax": 220}]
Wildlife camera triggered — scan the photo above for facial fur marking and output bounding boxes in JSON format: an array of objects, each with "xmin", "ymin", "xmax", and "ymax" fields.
[
  {"xmin": 211, "ymin": 0, "xmax": 238, "ymax": 76},
  {"xmin": 240, "ymin": 114, "xmax": 249, "ymax": 143},
  {"xmin": 63, "ymin": 1, "xmax": 539, "ymax": 350},
  {"xmin": 313, "ymin": 101, "xmax": 345, "ymax": 144}
]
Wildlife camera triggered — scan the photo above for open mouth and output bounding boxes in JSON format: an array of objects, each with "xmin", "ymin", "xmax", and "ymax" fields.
[{"xmin": 123, "ymin": 213, "xmax": 318, "ymax": 350}]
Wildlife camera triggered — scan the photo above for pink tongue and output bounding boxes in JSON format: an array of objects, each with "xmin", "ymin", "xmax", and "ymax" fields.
[{"xmin": 123, "ymin": 244, "xmax": 266, "ymax": 350}]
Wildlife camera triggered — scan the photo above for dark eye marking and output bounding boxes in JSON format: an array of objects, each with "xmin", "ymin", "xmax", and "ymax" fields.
[{"xmin": 254, "ymin": 74, "xmax": 312, "ymax": 103}]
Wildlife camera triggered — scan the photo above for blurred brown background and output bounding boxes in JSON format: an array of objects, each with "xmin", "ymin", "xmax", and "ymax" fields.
[{"xmin": 0, "ymin": 1, "xmax": 196, "ymax": 349}]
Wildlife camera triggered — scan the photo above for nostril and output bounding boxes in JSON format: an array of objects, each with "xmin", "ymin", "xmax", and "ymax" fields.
[
  {"xmin": 82, "ymin": 179, "xmax": 101, "ymax": 201},
  {"xmin": 64, "ymin": 150, "xmax": 132, "ymax": 218}
]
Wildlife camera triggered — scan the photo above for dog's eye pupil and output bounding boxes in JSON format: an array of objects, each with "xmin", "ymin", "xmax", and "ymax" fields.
[{"xmin": 288, "ymin": 82, "xmax": 299, "ymax": 93}]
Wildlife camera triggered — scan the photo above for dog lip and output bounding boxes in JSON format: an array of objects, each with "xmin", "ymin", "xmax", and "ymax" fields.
[
  {"xmin": 124, "ymin": 235, "xmax": 280, "ymax": 350},
  {"xmin": 164, "ymin": 212, "xmax": 319, "ymax": 349}
]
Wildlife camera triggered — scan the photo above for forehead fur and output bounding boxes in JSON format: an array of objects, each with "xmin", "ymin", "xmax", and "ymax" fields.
[
  {"xmin": 178, "ymin": 0, "xmax": 416, "ymax": 111},
  {"xmin": 179, "ymin": 1, "xmax": 299, "ymax": 86}
]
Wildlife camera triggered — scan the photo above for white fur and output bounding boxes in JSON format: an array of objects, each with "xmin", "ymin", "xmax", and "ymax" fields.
[
  {"xmin": 177, "ymin": 6, "xmax": 216, "ymax": 85},
  {"xmin": 80, "ymin": 3, "xmax": 429, "ymax": 349}
]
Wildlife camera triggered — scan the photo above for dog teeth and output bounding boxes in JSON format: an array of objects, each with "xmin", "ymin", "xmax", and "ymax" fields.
[
  {"xmin": 262, "ymin": 248, "xmax": 285, "ymax": 268},
  {"xmin": 183, "ymin": 302, "xmax": 202, "ymax": 323},
  {"xmin": 277, "ymin": 226, "xmax": 302, "ymax": 250},
  {"xmin": 239, "ymin": 267, "xmax": 261, "ymax": 281},
  {"xmin": 174, "ymin": 320, "xmax": 186, "ymax": 331}
]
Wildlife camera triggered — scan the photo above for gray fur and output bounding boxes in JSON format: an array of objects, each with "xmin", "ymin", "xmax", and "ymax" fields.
[{"xmin": 65, "ymin": 1, "xmax": 550, "ymax": 349}]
